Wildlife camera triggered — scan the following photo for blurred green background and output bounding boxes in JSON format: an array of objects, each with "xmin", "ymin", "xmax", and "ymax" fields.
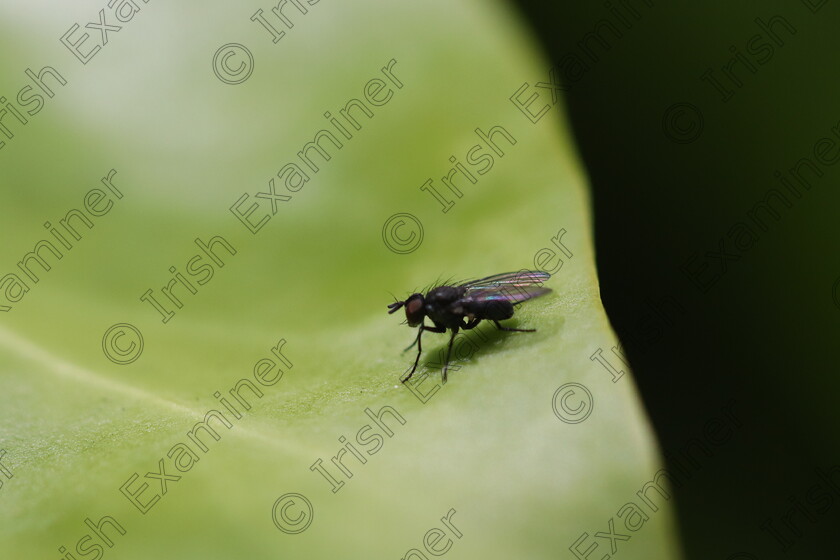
[{"xmin": 0, "ymin": 1, "xmax": 682, "ymax": 559}]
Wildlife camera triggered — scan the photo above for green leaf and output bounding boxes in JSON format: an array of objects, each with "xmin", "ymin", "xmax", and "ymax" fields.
[{"xmin": 0, "ymin": 1, "xmax": 682, "ymax": 558}]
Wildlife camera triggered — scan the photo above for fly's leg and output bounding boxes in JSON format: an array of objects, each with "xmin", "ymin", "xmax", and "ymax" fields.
[
  {"xmin": 406, "ymin": 327, "xmax": 424, "ymax": 381},
  {"xmin": 462, "ymin": 317, "xmax": 481, "ymax": 330},
  {"xmin": 402, "ymin": 336, "xmax": 419, "ymax": 352},
  {"xmin": 401, "ymin": 323, "xmax": 446, "ymax": 383},
  {"xmin": 442, "ymin": 326, "xmax": 460, "ymax": 384},
  {"xmin": 439, "ymin": 318, "xmax": 480, "ymax": 382},
  {"xmin": 493, "ymin": 320, "xmax": 536, "ymax": 333}
]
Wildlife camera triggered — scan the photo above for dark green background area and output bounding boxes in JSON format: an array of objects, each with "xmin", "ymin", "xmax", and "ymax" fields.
[{"xmin": 512, "ymin": 1, "xmax": 840, "ymax": 558}]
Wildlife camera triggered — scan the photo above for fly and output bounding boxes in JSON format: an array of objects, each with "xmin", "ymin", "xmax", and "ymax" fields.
[{"xmin": 387, "ymin": 270, "xmax": 551, "ymax": 383}]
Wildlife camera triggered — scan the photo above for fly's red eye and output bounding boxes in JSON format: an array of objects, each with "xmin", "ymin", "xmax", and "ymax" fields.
[
  {"xmin": 406, "ymin": 298, "xmax": 423, "ymax": 315},
  {"xmin": 404, "ymin": 295, "xmax": 425, "ymax": 326}
]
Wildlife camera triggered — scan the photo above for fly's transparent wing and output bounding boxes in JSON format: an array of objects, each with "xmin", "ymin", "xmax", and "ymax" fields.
[{"xmin": 459, "ymin": 270, "xmax": 551, "ymax": 305}]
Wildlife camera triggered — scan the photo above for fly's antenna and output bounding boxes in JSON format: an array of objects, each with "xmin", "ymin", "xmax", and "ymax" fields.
[{"xmin": 387, "ymin": 300, "xmax": 405, "ymax": 314}]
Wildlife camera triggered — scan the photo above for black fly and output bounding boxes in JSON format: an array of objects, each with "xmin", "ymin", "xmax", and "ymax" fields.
[{"xmin": 387, "ymin": 270, "xmax": 551, "ymax": 383}]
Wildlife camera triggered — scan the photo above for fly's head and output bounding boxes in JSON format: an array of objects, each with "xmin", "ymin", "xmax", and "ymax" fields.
[{"xmin": 387, "ymin": 293, "xmax": 425, "ymax": 327}]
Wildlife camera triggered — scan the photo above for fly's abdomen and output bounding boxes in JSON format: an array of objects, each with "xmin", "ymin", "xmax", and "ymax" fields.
[{"xmin": 465, "ymin": 298, "xmax": 514, "ymax": 320}]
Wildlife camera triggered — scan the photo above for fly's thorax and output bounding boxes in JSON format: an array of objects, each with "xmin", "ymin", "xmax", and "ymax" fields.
[
  {"xmin": 425, "ymin": 285, "xmax": 463, "ymax": 303},
  {"xmin": 424, "ymin": 285, "xmax": 466, "ymax": 327}
]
